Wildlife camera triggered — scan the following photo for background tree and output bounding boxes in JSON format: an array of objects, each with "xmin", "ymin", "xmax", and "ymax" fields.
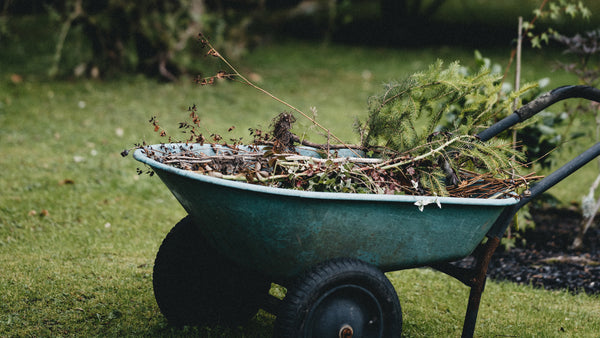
[
  {"xmin": 380, "ymin": 0, "xmax": 447, "ymax": 30},
  {"xmin": 47, "ymin": 0, "xmax": 207, "ymax": 79},
  {"xmin": 44, "ymin": 0, "xmax": 326, "ymax": 79}
]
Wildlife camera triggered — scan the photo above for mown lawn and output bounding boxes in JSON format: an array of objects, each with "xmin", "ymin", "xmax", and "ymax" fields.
[{"xmin": 1, "ymin": 14, "xmax": 599, "ymax": 337}]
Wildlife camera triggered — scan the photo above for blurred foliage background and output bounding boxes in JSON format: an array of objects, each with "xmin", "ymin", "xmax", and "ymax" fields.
[
  {"xmin": 2, "ymin": 0, "xmax": 600, "ymax": 80},
  {"xmin": 1, "ymin": 1, "xmax": 600, "ymax": 336}
]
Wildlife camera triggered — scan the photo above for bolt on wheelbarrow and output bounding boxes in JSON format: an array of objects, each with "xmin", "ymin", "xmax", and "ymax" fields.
[{"xmin": 133, "ymin": 85, "xmax": 600, "ymax": 337}]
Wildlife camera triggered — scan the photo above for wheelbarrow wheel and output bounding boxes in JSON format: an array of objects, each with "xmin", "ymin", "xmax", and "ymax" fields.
[
  {"xmin": 273, "ymin": 257, "xmax": 402, "ymax": 338},
  {"xmin": 152, "ymin": 215, "xmax": 271, "ymax": 327}
]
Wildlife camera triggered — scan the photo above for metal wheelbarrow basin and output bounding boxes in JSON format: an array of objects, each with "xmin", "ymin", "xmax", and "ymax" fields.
[{"xmin": 135, "ymin": 143, "xmax": 518, "ymax": 279}]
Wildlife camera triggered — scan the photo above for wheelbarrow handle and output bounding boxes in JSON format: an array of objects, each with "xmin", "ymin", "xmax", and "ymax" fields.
[
  {"xmin": 456, "ymin": 86, "xmax": 600, "ymax": 338},
  {"xmin": 477, "ymin": 85, "xmax": 600, "ymax": 142},
  {"xmin": 482, "ymin": 85, "xmax": 600, "ymax": 238}
]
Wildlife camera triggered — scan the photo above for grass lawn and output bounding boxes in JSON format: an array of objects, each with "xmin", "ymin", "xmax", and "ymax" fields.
[{"xmin": 1, "ymin": 15, "xmax": 599, "ymax": 337}]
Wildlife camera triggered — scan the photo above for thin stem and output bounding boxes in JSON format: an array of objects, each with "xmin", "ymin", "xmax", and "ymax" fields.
[
  {"xmin": 500, "ymin": 0, "xmax": 549, "ymax": 88},
  {"xmin": 378, "ymin": 135, "xmax": 476, "ymax": 170},
  {"xmin": 202, "ymin": 39, "xmax": 360, "ymax": 156}
]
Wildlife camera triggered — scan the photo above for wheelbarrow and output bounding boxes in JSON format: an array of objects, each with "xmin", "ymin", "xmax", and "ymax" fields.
[{"xmin": 133, "ymin": 85, "xmax": 600, "ymax": 337}]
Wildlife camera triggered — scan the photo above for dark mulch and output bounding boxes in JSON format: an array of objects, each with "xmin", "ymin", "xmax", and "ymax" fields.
[{"xmin": 485, "ymin": 207, "xmax": 600, "ymax": 294}]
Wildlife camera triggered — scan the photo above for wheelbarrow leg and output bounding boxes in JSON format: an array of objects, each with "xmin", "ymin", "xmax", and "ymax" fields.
[{"xmin": 461, "ymin": 236, "xmax": 500, "ymax": 338}]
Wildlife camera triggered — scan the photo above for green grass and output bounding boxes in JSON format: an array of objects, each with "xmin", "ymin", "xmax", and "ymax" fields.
[{"xmin": 2, "ymin": 14, "xmax": 600, "ymax": 337}]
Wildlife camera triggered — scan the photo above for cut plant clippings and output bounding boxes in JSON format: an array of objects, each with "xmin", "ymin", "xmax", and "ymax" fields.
[{"xmin": 126, "ymin": 35, "xmax": 542, "ymax": 199}]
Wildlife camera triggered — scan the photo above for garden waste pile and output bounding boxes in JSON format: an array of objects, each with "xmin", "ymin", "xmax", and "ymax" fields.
[{"xmin": 131, "ymin": 59, "xmax": 541, "ymax": 199}]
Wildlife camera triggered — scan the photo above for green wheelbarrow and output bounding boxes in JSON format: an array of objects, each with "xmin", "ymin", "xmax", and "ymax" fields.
[{"xmin": 133, "ymin": 85, "xmax": 600, "ymax": 338}]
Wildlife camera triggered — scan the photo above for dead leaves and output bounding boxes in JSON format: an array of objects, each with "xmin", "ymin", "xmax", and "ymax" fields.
[
  {"xmin": 58, "ymin": 179, "xmax": 75, "ymax": 185},
  {"xmin": 446, "ymin": 170, "xmax": 542, "ymax": 198},
  {"xmin": 28, "ymin": 209, "xmax": 50, "ymax": 217},
  {"xmin": 195, "ymin": 71, "xmax": 236, "ymax": 86},
  {"xmin": 146, "ymin": 144, "xmax": 538, "ymax": 198}
]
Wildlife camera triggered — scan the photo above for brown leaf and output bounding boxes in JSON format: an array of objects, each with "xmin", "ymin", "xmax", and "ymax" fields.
[
  {"xmin": 207, "ymin": 48, "xmax": 220, "ymax": 57},
  {"xmin": 10, "ymin": 74, "xmax": 23, "ymax": 84},
  {"xmin": 216, "ymin": 70, "xmax": 227, "ymax": 79},
  {"xmin": 59, "ymin": 179, "xmax": 75, "ymax": 185}
]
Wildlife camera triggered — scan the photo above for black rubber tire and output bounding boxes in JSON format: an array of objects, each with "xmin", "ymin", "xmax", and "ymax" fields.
[
  {"xmin": 152, "ymin": 215, "xmax": 271, "ymax": 327},
  {"xmin": 273, "ymin": 258, "xmax": 402, "ymax": 338}
]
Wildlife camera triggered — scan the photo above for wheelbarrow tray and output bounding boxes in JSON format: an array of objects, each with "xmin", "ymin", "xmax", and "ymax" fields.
[{"xmin": 135, "ymin": 143, "xmax": 518, "ymax": 280}]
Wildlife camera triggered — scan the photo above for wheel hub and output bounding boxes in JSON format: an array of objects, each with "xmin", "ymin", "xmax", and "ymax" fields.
[
  {"xmin": 305, "ymin": 284, "xmax": 383, "ymax": 337},
  {"xmin": 339, "ymin": 324, "xmax": 354, "ymax": 338}
]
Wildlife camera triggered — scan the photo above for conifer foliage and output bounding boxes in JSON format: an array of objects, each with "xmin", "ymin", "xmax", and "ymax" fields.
[
  {"xmin": 365, "ymin": 61, "xmax": 502, "ymax": 150},
  {"xmin": 362, "ymin": 61, "xmax": 530, "ymax": 195}
]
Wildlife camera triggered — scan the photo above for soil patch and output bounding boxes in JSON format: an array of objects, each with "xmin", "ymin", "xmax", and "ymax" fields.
[{"xmin": 486, "ymin": 207, "xmax": 599, "ymax": 294}]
